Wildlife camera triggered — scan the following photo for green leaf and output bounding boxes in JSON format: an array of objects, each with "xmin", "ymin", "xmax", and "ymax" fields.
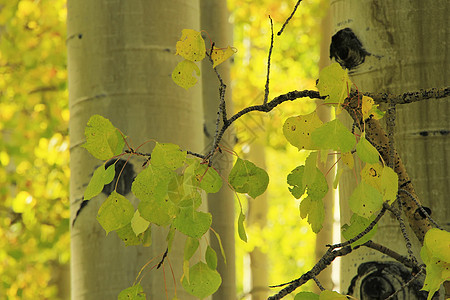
[
  {"xmin": 132, "ymin": 165, "xmax": 174, "ymax": 202},
  {"xmin": 172, "ymin": 59, "xmax": 201, "ymax": 90},
  {"xmin": 420, "ymin": 228, "xmax": 450, "ymax": 300},
  {"xmin": 294, "ymin": 291, "xmax": 319, "ymax": 300},
  {"xmin": 151, "ymin": 142, "xmax": 186, "ymax": 170},
  {"xmin": 299, "ymin": 197, "xmax": 324, "ymax": 233},
  {"xmin": 311, "ymin": 119, "xmax": 356, "ymax": 153},
  {"xmin": 184, "ymin": 237, "xmax": 199, "ymax": 261},
  {"xmin": 205, "ymin": 246, "xmax": 218, "ymax": 270},
  {"xmin": 380, "ymin": 166, "xmax": 398, "ymax": 204},
  {"xmin": 193, "ymin": 163, "xmax": 223, "ymax": 194},
  {"xmin": 348, "ymin": 181, "xmax": 383, "ymax": 218},
  {"xmin": 167, "ymin": 226, "xmax": 176, "ymax": 252},
  {"xmin": 138, "ymin": 196, "xmax": 178, "ymax": 226},
  {"xmin": 341, "ymin": 213, "xmax": 378, "ymax": 247},
  {"xmin": 287, "ymin": 166, "xmax": 306, "ymax": 198},
  {"xmin": 238, "ymin": 210, "xmax": 247, "ymax": 242},
  {"xmin": 356, "ymin": 135, "xmax": 379, "ymax": 164},
  {"xmin": 84, "ymin": 164, "xmax": 115, "ymax": 200},
  {"xmin": 173, "ymin": 207, "xmax": 211, "ymax": 239},
  {"xmin": 229, "ymin": 158, "xmax": 269, "ymax": 198},
  {"xmin": 97, "ymin": 191, "xmax": 134, "ymax": 234},
  {"xmin": 319, "ymin": 290, "xmax": 348, "ymax": 300},
  {"xmin": 211, "ymin": 229, "xmax": 227, "ymax": 264},
  {"xmin": 287, "ymin": 163, "xmax": 328, "ymax": 201},
  {"xmin": 118, "ymin": 283, "xmax": 146, "ymax": 300},
  {"xmin": 182, "ymin": 262, "xmax": 222, "ymax": 298},
  {"xmin": 316, "ymin": 62, "xmax": 352, "ymax": 105},
  {"xmin": 283, "ymin": 112, "xmax": 323, "ymax": 150},
  {"xmin": 131, "ymin": 210, "xmax": 150, "ymax": 236},
  {"xmin": 116, "ymin": 223, "xmax": 142, "ymax": 246},
  {"xmin": 82, "ymin": 114, "xmax": 125, "ymax": 160}
]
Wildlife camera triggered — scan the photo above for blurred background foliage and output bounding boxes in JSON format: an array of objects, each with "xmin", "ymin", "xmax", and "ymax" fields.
[
  {"xmin": 0, "ymin": 0, "xmax": 324, "ymax": 298},
  {"xmin": 0, "ymin": 0, "xmax": 69, "ymax": 298}
]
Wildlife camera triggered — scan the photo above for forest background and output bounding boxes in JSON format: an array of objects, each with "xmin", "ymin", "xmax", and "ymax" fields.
[{"xmin": 0, "ymin": 0, "xmax": 328, "ymax": 298}]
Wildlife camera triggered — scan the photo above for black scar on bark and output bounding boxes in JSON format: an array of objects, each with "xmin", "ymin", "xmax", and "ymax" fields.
[{"xmin": 330, "ymin": 28, "xmax": 371, "ymax": 70}]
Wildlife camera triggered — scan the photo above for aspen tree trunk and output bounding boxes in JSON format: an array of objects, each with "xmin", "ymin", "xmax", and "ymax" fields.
[
  {"xmin": 331, "ymin": 0, "xmax": 449, "ymax": 299},
  {"xmin": 200, "ymin": 1, "xmax": 237, "ymax": 298},
  {"xmin": 68, "ymin": 1, "xmax": 203, "ymax": 299}
]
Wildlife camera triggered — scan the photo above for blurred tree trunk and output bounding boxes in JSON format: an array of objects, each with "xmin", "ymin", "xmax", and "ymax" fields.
[
  {"xmin": 332, "ymin": 0, "xmax": 449, "ymax": 298},
  {"xmin": 68, "ymin": 1, "xmax": 203, "ymax": 299},
  {"xmin": 200, "ymin": 1, "xmax": 237, "ymax": 299}
]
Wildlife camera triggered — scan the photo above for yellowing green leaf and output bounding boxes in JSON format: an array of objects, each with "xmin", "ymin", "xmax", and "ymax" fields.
[
  {"xmin": 287, "ymin": 166, "xmax": 306, "ymax": 198},
  {"xmin": 182, "ymin": 262, "xmax": 221, "ymax": 298},
  {"xmin": 131, "ymin": 210, "xmax": 150, "ymax": 236},
  {"xmin": 84, "ymin": 164, "xmax": 115, "ymax": 200},
  {"xmin": 118, "ymin": 283, "xmax": 145, "ymax": 300},
  {"xmin": 132, "ymin": 165, "xmax": 173, "ymax": 202},
  {"xmin": 316, "ymin": 62, "xmax": 352, "ymax": 105},
  {"xmin": 97, "ymin": 191, "xmax": 134, "ymax": 234},
  {"xmin": 341, "ymin": 213, "xmax": 378, "ymax": 247},
  {"xmin": 380, "ymin": 166, "xmax": 398, "ymax": 204},
  {"xmin": 294, "ymin": 291, "xmax": 319, "ymax": 300},
  {"xmin": 173, "ymin": 207, "xmax": 211, "ymax": 238},
  {"xmin": 360, "ymin": 163, "xmax": 382, "ymax": 191},
  {"xmin": 362, "ymin": 96, "xmax": 385, "ymax": 120},
  {"xmin": 175, "ymin": 29, "xmax": 206, "ymax": 61},
  {"xmin": 299, "ymin": 197, "xmax": 324, "ymax": 233},
  {"xmin": 356, "ymin": 135, "xmax": 379, "ymax": 164},
  {"xmin": 184, "ymin": 237, "xmax": 199, "ymax": 261},
  {"xmin": 287, "ymin": 163, "xmax": 328, "ymax": 201},
  {"xmin": 205, "ymin": 246, "xmax": 218, "ymax": 270},
  {"xmin": 116, "ymin": 223, "xmax": 142, "ymax": 246},
  {"xmin": 341, "ymin": 151, "xmax": 354, "ymax": 169},
  {"xmin": 420, "ymin": 229, "xmax": 450, "ymax": 300},
  {"xmin": 151, "ymin": 142, "xmax": 186, "ymax": 170},
  {"xmin": 238, "ymin": 210, "xmax": 247, "ymax": 242},
  {"xmin": 211, "ymin": 229, "xmax": 227, "ymax": 264},
  {"xmin": 82, "ymin": 114, "xmax": 125, "ymax": 160},
  {"xmin": 283, "ymin": 112, "xmax": 323, "ymax": 151},
  {"xmin": 311, "ymin": 119, "xmax": 356, "ymax": 153},
  {"xmin": 211, "ymin": 46, "xmax": 236, "ymax": 68},
  {"xmin": 172, "ymin": 59, "xmax": 201, "ymax": 90},
  {"xmin": 319, "ymin": 290, "xmax": 348, "ymax": 300},
  {"xmin": 193, "ymin": 163, "xmax": 223, "ymax": 194},
  {"xmin": 348, "ymin": 181, "xmax": 383, "ymax": 218},
  {"xmin": 229, "ymin": 158, "xmax": 269, "ymax": 198},
  {"xmin": 138, "ymin": 196, "xmax": 178, "ymax": 226}
]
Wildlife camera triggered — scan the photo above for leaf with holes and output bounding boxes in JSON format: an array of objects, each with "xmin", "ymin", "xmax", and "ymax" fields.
[
  {"xmin": 362, "ymin": 95, "xmax": 385, "ymax": 120},
  {"xmin": 172, "ymin": 59, "xmax": 201, "ymax": 90},
  {"xmin": 311, "ymin": 119, "xmax": 355, "ymax": 153},
  {"xmin": 118, "ymin": 283, "xmax": 145, "ymax": 300},
  {"xmin": 283, "ymin": 111, "xmax": 323, "ymax": 151},
  {"xmin": 82, "ymin": 114, "xmax": 125, "ymax": 160},
  {"xmin": 193, "ymin": 162, "xmax": 222, "ymax": 194},
  {"xmin": 316, "ymin": 62, "xmax": 352, "ymax": 105},
  {"xmin": 84, "ymin": 163, "xmax": 115, "ymax": 200},
  {"xmin": 182, "ymin": 262, "xmax": 222, "ymax": 298},
  {"xmin": 380, "ymin": 166, "xmax": 398, "ymax": 204},
  {"xmin": 229, "ymin": 158, "xmax": 269, "ymax": 198},
  {"xmin": 97, "ymin": 191, "xmax": 134, "ymax": 234},
  {"xmin": 116, "ymin": 223, "xmax": 142, "ymax": 246},
  {"xmin": 211, "ymin": 46, "xmax": 236, "ymax": 68},
  {"xmin": 348, "ymin": 181, "xmax": 383, "ymax": 218},
  {"xmin": 175, "ymin": 29, "xmax": 206, "ymax": 62}
]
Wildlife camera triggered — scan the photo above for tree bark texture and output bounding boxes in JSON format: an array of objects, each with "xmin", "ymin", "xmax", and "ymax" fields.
[
  {"xmin": 331, "ymin": 0, "xmax": 449, "ymax": 299},
  {"xmin": 68, "ymin": 1, "xmax": 203, "ymax": 299}
]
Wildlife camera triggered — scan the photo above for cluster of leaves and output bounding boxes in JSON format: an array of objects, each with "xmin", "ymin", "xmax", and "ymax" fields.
[
  {"xmin": 0, "ymin": 1, "xmax": 70, "ymax": 299},
  {"xmin": 82, "ymin": 114, "xmax": 269, "ymax": 298}
]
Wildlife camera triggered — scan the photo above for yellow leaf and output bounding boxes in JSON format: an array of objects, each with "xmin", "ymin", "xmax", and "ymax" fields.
[
  {"xmin": 211, "ymin": 46, "xmax": 236, "ymax": 68},
  {"xmin": 283, "ymin": 111, "xmax": 323, "ymax": 151},
  {"xmin": 360, "ymin": 163, "xmax": 383, "ymax": 191},
  {"xmin": 175, "ymin": 29, "xmax": 206, "ymax": 62},
  {"xmin": 172, "ymin": 60, "xmax": 200, "ymax": 90},
  {"xmin": 362, "ymin": 96, "xmax": 385, "ymax": 120},
  {"xmin": 341, "ymin": 152, "xmax": 354, "ymax": 169}
]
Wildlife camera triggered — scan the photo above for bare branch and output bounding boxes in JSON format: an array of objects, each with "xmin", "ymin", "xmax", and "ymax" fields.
[
  {"xmin": 277, "ymin": 0, "xmax": 303, "ymax": 36},
  {"xmin": 263, "ymin": 16, "xmax": 274, "ymax": 105}
]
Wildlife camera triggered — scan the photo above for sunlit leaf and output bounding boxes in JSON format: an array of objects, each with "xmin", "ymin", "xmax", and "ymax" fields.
[
  {"xmin": 380, "ymin": 166, "xmax": 398, "ymax": 204},
  {"xmin": 205, "ymin": 246, "xmax": 218, "ymax": 270},
  {"xmin": 132, "ymin": 165, "xmax": 173, "ymax": 202},
  {"xmin": 118, "ymin": 283, "xmax": 146, "ymax": 300},
  {"xmin": 283, "ymin": 111, "xmax": 323, "ymax": 151},
  {"xmin": 362, "ymin": 96, "xmax": 385, "ymax": 120},
  {"xmin": 299, "ymin": 196, "xmax": 324, "ymax": 233},
  {"xmin": 151, "ymin": 142, "xmax": 186, "ymax": 170},
  {"xmin": 97, "ymin": 191, "xmax": 134, "ymax": 234},
  {"xmin": 229, "ymin": 158, "xmax": 269, "ymax": 198},
  {"xmin": 348, "ymin": 181, "xmax": 383, "ymax": 218},
  {"xmin": 182, "ymin": 262, "xmax": 222, "ymax": 298},
  {"xmin": 211, "ymin": 46, "xmax": 236, "ymax": 68},
  {"xmin": 294, "ymin": 291, "xmax": 319, "ymax": 300},
  {"xmin": 84, "ymin": 164, "xmax": 115, "ymax": 200},
  {"xmin": 175, "ymin": 29, "xmax": 206, "ymax": 61},
  {"xmin": 173, "ymin": 207, "xmax": 211, "ymax": 238},
  {"xmin": 360, "ymin": 163, "xmax": 383, "ymax": 191},
  {"xmin": 341, "ymin": 151, "xmax": 354, "ymax": 169},
  {"xmin": 82, "ymin": 114, "xmax": 124, "ymax": 160},
  {"xmin": 341, "ymin": 213, "xmax": 378, "ymax": 247},
  {"xmin": 172, "ymin": 59, "xmax": 201, "ymax": 90},
  {"xmin": 131, "ymin": 210, "xmax": 150, "ymax": 236},
  {"xmin": 356, "ymin": 135, "xmax": 379, "ymax": 164},
  {"xmin": 311, "ymin": 119, "xmax": 356, "ymax": 153},
  {"xmin": 287, "ymin": 163, "xmax": 328, "ymax": 201},
  {"xmin": 316, "ymin": 62, "xmax": 352, "ymax": 105},
  {"xmin": 238, "ymin": 210, "xmax": 247, "ymax": 242},
  {"xmin": 319, "ymin": 290, "xmax": 348, "ymax": 299},
  {"xmin": 287, "ymin": 166, "xmax": 306, "ymax": 198}
]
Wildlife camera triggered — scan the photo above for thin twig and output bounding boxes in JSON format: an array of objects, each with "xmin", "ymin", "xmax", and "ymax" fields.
[
  {"xmin": 311, "ymin": 275, "xmax": 325, "ymax": 291},
  {"xmin": 398, "ymin": 188, "xmax": 442, "ymax": 229},
  {"xmin": 384, "ymin": 268, "xmax": 424, "ymax": 300},
  {"xmin": 277, "ymin": 0, "xmax": 303, "ymax": 36},
  {"xmin": 263, "ymin": 16, "xmax": 274, "ymax": 105},
  {"xmin": 156, "ymin": 247, "xmax": 168, "ymax": 269},
  {"xmin": 327, "ymin": 204, "xmax": 387, "ymax": 250},
  {"xmin": 362, "ymin": 240, "xmax": 418, "ymax": 270}
]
